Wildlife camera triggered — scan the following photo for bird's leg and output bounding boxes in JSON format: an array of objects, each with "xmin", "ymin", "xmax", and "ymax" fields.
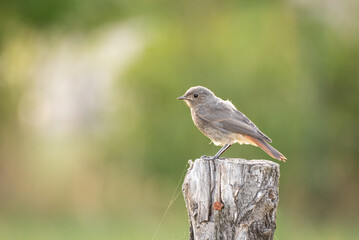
[{"xmin": 211, "ymin": 144, "xmax": 231, "ymax": 160}]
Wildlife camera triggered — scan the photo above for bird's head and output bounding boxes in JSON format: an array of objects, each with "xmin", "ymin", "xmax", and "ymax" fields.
[{"xmin": 177, "ymin": 86, "xmax": 215, "ymax": 108}]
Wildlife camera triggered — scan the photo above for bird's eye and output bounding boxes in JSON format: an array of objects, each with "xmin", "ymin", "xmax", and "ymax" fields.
[{"xmin": 194, "ymin": 94, "xmax": 198, "ymax": 98}]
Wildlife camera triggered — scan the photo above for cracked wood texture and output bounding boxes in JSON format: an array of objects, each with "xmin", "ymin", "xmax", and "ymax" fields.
[{"xmin": 182, "ymin": 158, "xmax": 280, "ymax": 240}]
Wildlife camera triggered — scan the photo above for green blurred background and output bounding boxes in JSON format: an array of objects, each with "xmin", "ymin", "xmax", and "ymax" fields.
[{"xmin": 1, "ymin": 0, "xmax": 359, "ymax": 239}]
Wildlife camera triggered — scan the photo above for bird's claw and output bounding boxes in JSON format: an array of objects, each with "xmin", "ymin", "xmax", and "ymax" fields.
[
  {"xmin": 201, "ymin": 155, "xmax": 213, "ymax": 160},
  {"xmin": 201, "ymin": 155, "xmax": 219, "ymax": 161}
]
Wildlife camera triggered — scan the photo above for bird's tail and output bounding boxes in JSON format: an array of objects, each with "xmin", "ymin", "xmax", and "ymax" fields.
[{"xmin": 246, "ymin": 136, "xmax": 287, "ymax": 162}]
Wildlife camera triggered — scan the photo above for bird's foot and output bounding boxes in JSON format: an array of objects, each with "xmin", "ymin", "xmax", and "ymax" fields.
[
  {"xmin": 201, "ymin": 155, "xmax": 214, "ymax": 160},
  {"xmin": 201, "ymin": 155, "xmax": 219, "ymax": 162}
]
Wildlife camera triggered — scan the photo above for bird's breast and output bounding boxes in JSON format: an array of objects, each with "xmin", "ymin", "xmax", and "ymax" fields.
[
  {"xmin": 191, "ymin": 110, "xmax": 233, "ymax": 146},
  {"xmin": 190, "ymin": 109, "xmax": 257, "ymax": 147}
]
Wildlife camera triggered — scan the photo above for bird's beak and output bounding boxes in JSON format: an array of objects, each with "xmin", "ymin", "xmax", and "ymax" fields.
[{"xmin": 177, "ymin": 95, "xmax": 186, "ymax": 100}]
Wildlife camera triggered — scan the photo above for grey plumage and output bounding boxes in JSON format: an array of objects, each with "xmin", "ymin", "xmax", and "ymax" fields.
[{"xmin": 178, "ymin": 86, "xmax": 286, "ymax": 161}]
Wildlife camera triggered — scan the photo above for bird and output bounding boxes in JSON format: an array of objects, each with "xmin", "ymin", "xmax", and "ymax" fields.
[{"xmin": 177, "ymin": 86, "xmax": 286, "ymax": 162}]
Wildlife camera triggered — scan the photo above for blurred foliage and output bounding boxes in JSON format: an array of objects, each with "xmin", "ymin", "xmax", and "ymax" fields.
[{"xmin": 0, "ymin": 0, "xmax": 359, "ymax": 239}]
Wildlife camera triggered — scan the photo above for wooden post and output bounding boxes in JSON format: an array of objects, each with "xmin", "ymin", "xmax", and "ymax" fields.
[{"xmin": 182, "ymin": 158, "xmax": 280, "ymax": 240}]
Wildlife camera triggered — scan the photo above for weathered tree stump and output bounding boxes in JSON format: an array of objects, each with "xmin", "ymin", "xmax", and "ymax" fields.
[{"xmin": 182, "ymin": 158, "xmax": 280, "ymax": 240}]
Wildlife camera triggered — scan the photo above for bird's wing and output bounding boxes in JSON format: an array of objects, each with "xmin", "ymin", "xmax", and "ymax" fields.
[{"xmin": 196, "ymin": 100, "xmax": 272, "ymax": 142}]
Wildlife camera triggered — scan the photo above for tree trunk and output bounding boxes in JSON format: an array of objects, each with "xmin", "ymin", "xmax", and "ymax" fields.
[{"xmin": 182, "ymin": 158, "xmax": 280, "ymax": 240}]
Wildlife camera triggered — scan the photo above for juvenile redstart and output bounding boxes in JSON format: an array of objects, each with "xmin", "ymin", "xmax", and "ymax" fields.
[{"xmin": 178, "ymin": 86, "xmax": 286, "ymax": 161}]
